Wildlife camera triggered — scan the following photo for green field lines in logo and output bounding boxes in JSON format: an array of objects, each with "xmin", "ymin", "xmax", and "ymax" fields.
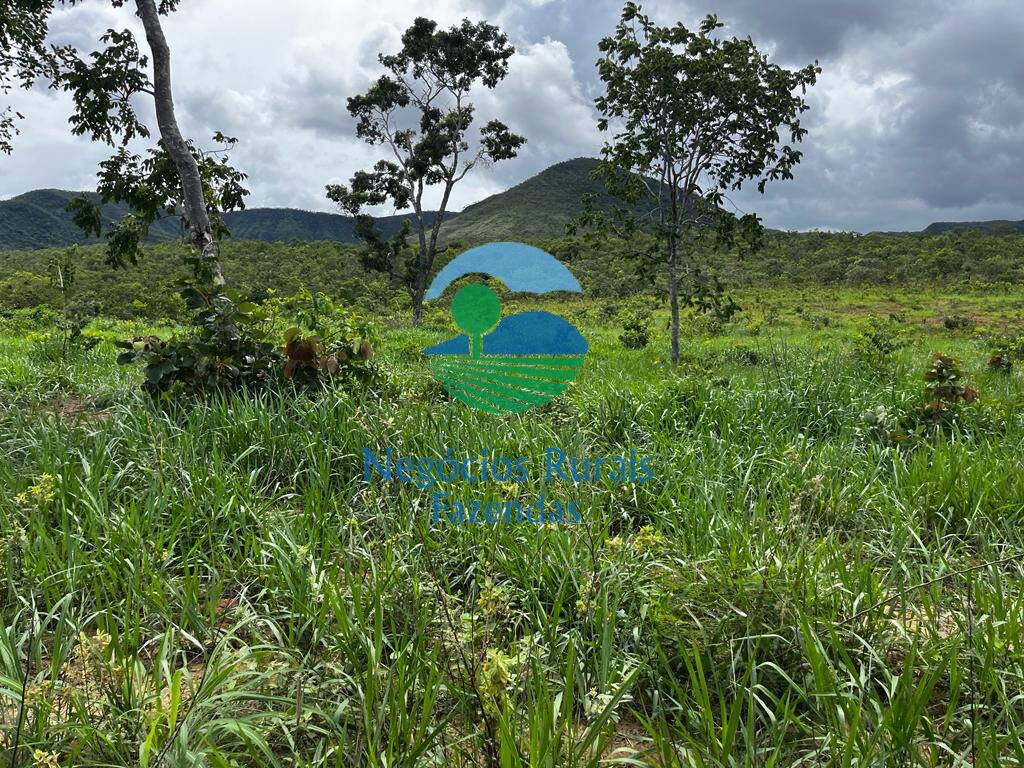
[{"xmin": 428, "ymin": 353, "xmax": 586, "ymax": 414}]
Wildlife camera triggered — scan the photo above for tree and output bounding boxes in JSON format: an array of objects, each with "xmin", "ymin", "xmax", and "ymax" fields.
[
  {"xmin": 0, "ymin": 0, "xmax": 57, "ymax": 154},
  {"xmin": 1, "ymin": 0, "xmax": 247, "ymax": 286},
  {"xmin": 327, "ymin": 17, "xmax": 526, "ymax": 325},
  {"xmin": 592, "ymin": 3, "xmax": 819, "ymax": 362}
]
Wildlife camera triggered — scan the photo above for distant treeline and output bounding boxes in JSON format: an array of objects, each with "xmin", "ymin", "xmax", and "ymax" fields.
[{"xmin": 1, "ymin": 229, "xmax": 1022, "ymax": 319}]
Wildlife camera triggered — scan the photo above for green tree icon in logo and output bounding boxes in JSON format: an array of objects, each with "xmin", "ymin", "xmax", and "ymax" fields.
[{"xmin": 451, "ymin": 284, "xmax": 501, "ymax": 358}]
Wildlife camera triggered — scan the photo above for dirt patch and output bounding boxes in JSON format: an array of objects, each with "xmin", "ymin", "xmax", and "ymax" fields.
[
  {"xmin": 603, "ymin": 712, "xmax": 658, "ymax": 763},
  {"xmin": 34, "ymin": 396, "xmax": 111, "ymax": 424}
]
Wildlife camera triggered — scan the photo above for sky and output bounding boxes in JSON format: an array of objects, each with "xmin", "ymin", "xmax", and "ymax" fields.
[{"xmin": 1, "ymin": 0, "xmax": 1022, "ymax": 232}]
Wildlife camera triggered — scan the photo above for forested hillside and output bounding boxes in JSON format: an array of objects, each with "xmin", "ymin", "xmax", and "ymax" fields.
[
  {"xmin": 5, "ymin": 160, "xmax": 1022, "ymax": 250},
  {"xmin": 3, "ymin": 228, "xmax": 1022, "ymax": 320}
]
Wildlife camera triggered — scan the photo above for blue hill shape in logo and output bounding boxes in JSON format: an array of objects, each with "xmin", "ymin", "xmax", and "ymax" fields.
[{"xmin": 422, "ymin": 243, "xmax": 588, "ymax": 414}]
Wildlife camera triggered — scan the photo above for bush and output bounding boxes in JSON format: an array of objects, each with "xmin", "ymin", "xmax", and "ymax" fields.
[
  {"xmin": 852, "ymin": 315, "xmax": 905, "ymax": 369},
  {"xmin": 281, "ymin": 292, "xmax": 376, "ymax": 385},
  {"xmin": 0, "ymin": 306, "xmax": 62, "ymax": 334},
  {"xmin": 116, "ymin": 289, "xmax": 281, "ymax": 396},
  {"xmin": 619, "ymin": 312, "xmax": 650, "ymax": 350},
  {"xmin": 942, "ymin": 314, "xmax": 976, "ymax": 332},
  {"xmin": 731, "ymin": 345, "xmax": 760, "ymax": 366},
  {"xmin": 116, "ymin": 287, "xmax": 377, "ymax": 397},
  {"xmin": 0, "ymin": 271, "xmax": 57, "ymax": 309},
  {"xmin": 914, "ymin": 353, "xmax": 978, "ymax": 431},
  {"xmin": 988, "ymin": 353, "xmax": 1013, "ymax": 374}
]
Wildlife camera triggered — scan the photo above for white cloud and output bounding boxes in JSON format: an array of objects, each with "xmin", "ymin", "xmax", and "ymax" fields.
[{"xmin": 1, "ymin": 0, "xmax": 1023, "ymax": 232}]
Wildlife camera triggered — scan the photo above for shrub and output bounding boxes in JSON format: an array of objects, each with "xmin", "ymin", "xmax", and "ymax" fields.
[
  {"xmin": 0, "ymin": 271, "xmax": 56, "ymax": 309},
  {"xmin": 116, "ymin": 288, "xmax": 281, "ymax": 396},
  {"xmin": 117, "ymin": 287, "xmax": 377, "ymax": 397},
  {"xmin": 0, "ymin": 306, "xmax": 63, "ymax": 335},
  {"xmin": 988, "ymin": 353, "xmax": 1013, "ymax": 374},
  {"xmin": 852, "ymin": 315, "xmax": 905, "ymax": 369},
  {"xmin": 985, "ymin": 332, "xmax": 1024, "ymax": 369},
  {"xmin": 914, "ymin": 353, "xmax": 978, "ymax": 431},
  {"xmin": 619, "ymin": 312, "xmax": 650, "ymax": 349},
  {"xmin": 858, "ymin": 404, "xmax": 903, "ymax": 443},
  {"xmin": 731, "ymin": 345, "xmax": 760, "ymax": 366},
  {"xmin": 805, "ymin": 313, "xmax": 830, "ymax": 330},
  {"xmin": 942, "ymin": 314, "xmax": 976, "ymax": 332}
]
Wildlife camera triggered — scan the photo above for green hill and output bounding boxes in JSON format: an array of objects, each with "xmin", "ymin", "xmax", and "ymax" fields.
[
  {"xmin": 7, "ymin": 163, "xmax": 1024, "ymax": 250},
  {"xmin": 0, "ymin": 190, "xmax": 432, "ymax": 250},
  {"xmin": 439, "ymin": 157, "xmax": 623, "ymax": 243},
  {"xmin": 1, "ymin": 158, "xmax": 651, "ymax": 250},
  {"xmin": 0, "ymin": 189, "xmax": 186, "ymax": 249},
  {"xmin": 922, "ymin": 219, "xmax": 1024, "ymax": 235},
  {"xmin": 221, "ymin": 208, "xmax": 432, "ymax": 243}
]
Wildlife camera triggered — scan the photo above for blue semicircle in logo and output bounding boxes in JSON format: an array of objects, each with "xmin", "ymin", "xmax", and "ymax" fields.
[
  {"xmin": 423, "ymin": 312, "xmax": 588, "ymax": 356},
  {"xmin": 425, "ymin": 242, "xmax": 582, "ymax": 300}
]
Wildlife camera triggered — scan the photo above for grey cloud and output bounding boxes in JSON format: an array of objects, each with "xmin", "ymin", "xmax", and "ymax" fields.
[{"xmin": 2, "ymin": 0, "xmax": 1023, "ymax": 233}]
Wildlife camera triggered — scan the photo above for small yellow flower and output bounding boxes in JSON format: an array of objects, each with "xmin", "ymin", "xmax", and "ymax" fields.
[
  {"xmin": 476, "ymin": 579, "xmax": 504, "ymax": 619},
  {"xmin": 631, "ymin": 525, "xmax": 667, "ymax": 554},
  {"xmin": 14, "ymin": 492, "xmax": 30, "ymax": 506},
  {"xmin": 29, "ymin": 474, "xmax": 56, "ymax": 503},
  {"xmin": 32, "ymin": 749, "xmax": 60, "ymax": 768},
  {"xmin": 606, "ymin": 536, "xmax": 624, "ymax": 552}
]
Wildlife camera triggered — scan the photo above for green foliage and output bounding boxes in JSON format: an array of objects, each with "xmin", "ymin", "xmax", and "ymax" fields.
[
  {"xmin": 618, "ymin": 309, "xmax": 650, "ymax": 349},
  {"xmin": 988, "ymin": 352, "xmax": 1013, "ymax": 373},
  {"xmin": 115, "ymin": 286, "xmax": 280, "ymax": 396},
  {"xmin": 0, "ymin": 0, "xmax": 57, "ymax": 153},
  {"xmin": 589, "ymin": 3, "xmax": 818, "ymax": 362},
  {"xmin": 113, "ymin": 286, "xmax": 378, "ymax": 397},
  {"xmin": 0, "ymin": 240, "xmax": 398, "ymax": 320},
  {"xmin": 327, "ymin": 15, "xmax": 526, "ymax": 321},
  {"xmin": 853, "ymin": 314, "xmax": 906, "ymax": 369},
  {"xmin": 4, "ymin": 289, "xmax": 1024, "ymax": 765},
  {"xmin": 46, "ymin": 246, "xmax": 99, "ymax": 360},
  {"xmin": 0, "ymin": 270, "xmax": 54, "ymax": 308},
  {"xmin": 281, "ymin": 290, "xmax": 377, "ymax": 385},
  {"xmin": 68, "ymin": 134, "xmax": 249, "ymax": 271},
  {"xmin": 943, "ymin": 314, "xmax": 977, "ymax": 332},
  {"xmin": 915, "ymin": 352, "xmax": 979, "ymax": 431}
]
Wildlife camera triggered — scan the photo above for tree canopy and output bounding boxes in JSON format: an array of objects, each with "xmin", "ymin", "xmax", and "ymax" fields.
[
  {"xmin": 327, "ymin": 17, "xmax": 526, "ymax": 324},
  {"xmin": 591, "ymin": 3, "xmax": 819, "ymax": 361}
]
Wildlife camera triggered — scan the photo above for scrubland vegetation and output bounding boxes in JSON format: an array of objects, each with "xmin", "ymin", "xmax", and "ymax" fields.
[{"xmin": 3, "ymin": 278, "xmax": 1024, "ymax": 766}]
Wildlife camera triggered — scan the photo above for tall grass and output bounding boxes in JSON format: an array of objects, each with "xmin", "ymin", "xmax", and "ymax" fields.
[{"xmin": 2, "ymin": 293, "xmax": 1024, "ymax": 766}]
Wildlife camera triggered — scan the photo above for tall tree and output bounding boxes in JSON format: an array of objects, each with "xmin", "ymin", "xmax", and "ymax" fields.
[
  {"xmin": 327, "ymin": 17, "xmax": 526, "ymax": 325},
  {"xmin": 1, "ymin": 0, "xmax": 247, "ymax": 285},
  {"xmin": 593, "ymin": 3, "xmax": 819, "ymax": 362}
]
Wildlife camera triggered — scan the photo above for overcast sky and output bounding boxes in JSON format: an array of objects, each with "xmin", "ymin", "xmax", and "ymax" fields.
[{"xmin": 2, "ymin": 0, "xmax": 1022, "ymax": 232}]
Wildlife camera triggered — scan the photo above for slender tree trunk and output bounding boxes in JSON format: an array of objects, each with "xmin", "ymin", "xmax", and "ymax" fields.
[
  {"xmin": 410, "ymin": 201, "xmax": 431, "ymax": 325},
  {"xmin": 409, "ymin": 181, "xmax": 454, "ymax": 325},
  {"xmin": 135, "ymin": 0, "xmax": 223, "ymax": 285},
  {"xmin": 667, "ymin": 232, "xmax": 680, "ymax": 364},
  {"xmin": 411, "ymin": 244, "xmax": 428, "ymax": 325}
]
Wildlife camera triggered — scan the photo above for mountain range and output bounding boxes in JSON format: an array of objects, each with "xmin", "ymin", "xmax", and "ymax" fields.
[
  {"xmin": 0, "ymin": 158, "xmax": 615, "ymax": 250},
  {"xmin": 0, "ymin": 157, "xmax": 1020, "ymax": 250}
]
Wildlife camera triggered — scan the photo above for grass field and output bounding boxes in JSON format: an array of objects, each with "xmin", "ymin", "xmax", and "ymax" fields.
[{"xmin": 2, "ymin": 287, "xmax": 1024, "ymax": 766}]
